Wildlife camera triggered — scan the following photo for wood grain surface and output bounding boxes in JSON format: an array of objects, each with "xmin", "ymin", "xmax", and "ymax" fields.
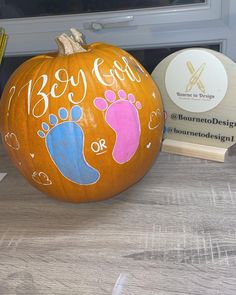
[{"xmin": 1, "ymin": 139, "xmax": 236, "ymax": 294}]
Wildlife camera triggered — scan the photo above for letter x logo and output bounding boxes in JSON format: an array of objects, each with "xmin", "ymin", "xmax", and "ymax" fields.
[{"xmin": 186, "ymin": 61, "xmax": 206, "ymax": 93}]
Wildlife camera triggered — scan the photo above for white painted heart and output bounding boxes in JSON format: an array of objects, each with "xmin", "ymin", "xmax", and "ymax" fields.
[
  {"xmin": 148, "ymin": 108, "xmax": 162, "ymax": 130},
  {"xmin": 4, "ymin": 132, "xmax": 20, "ymax": 150},
  {"xmin": 32, "ymin": 171, "xmax": 52, "ymax": 186},
  {"xmin": 146, "ymin": 142, "xmax": 152, "ymax": 149}
]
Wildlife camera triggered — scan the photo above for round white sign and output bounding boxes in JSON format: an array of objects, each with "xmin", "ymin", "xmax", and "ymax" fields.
[{"xmin": 165, "ymin": 49, "xmax": 228, "ymax": 113}]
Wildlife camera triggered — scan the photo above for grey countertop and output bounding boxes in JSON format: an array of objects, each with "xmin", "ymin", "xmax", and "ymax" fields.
[{"xmin": 1, "ymin": 140, "xmax": 236, "ymax": 295}]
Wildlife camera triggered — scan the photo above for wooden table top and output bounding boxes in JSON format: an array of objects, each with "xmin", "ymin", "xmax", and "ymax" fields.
[{"xmin": 1, "ymin": 140, "xmax": 236, "ymax": 295}]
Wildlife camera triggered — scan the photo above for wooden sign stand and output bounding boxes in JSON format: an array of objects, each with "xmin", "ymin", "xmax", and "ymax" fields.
[{"xmin": 162, "ymin": 139, "xmax": 233, "ymax": 162}]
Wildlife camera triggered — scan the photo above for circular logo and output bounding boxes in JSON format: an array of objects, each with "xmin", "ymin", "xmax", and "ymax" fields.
[{"xmin": 165, "ymin": 50, "xmax": 228, "ymax": 113}]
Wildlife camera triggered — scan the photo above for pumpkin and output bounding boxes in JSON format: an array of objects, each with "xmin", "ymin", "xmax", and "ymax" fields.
[{"xmin": 0, "ymin": 29, "xmax": 164, "ymax": 203}]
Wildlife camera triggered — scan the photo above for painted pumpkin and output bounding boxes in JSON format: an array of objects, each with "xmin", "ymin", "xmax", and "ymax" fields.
[{"xmin": 0, "ymin": 29, "xmax": 164, "ymax": 203}]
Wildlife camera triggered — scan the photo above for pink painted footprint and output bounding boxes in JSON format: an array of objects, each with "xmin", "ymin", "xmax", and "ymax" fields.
[{"xmin": 94, "ymin": 89, "xmax": 142, "ymax": 164}]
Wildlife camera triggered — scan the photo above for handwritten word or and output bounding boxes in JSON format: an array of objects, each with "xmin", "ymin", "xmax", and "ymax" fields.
[{"xmin": 91, "ymin": 139, "xmax": 107, "ymax": 154}]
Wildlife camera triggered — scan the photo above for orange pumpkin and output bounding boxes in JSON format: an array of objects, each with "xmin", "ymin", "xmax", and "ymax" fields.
[{"xmin": 0, "ymin": 29, "xmax": 164, "ymax": 203}]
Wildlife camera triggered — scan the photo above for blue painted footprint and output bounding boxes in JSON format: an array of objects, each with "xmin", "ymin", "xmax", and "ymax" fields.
[{"xmin": 37, "ymin": 106, "xmax": 100, "ymax": 185}]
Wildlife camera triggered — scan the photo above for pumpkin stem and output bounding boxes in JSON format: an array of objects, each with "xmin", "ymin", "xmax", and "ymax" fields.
[{"xmin": 55, "ymin": 28, "xmax": 87, "ymax": 55}]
